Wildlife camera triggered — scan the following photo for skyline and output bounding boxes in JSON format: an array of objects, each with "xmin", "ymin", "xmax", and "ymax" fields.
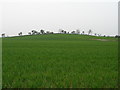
[{"xmin": 0, "ymin": 1, "xmax": 118, "ymax": 36}]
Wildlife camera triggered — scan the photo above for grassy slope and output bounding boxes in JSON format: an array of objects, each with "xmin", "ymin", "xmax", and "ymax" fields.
[{"xmin": 2, "ymin": 34, "xmax": 118, "ymax": 88}]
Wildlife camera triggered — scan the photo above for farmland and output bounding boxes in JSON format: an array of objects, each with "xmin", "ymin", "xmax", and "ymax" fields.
[{"xmin": 2, "ymin": 34, "xmax": 118, "ymax": 88}]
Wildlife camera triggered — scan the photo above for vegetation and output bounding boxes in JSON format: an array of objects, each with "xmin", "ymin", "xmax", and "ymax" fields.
[
  {"xmin": 1, "ymin": 28, "xmax": 119, "ymax": 38},
  {"xmin": 18, "ymin": 32, "xmax": 22, "ymax": 36},
  {"xmin": 2, "ymin": 34, "xmax": 118, "ymax": 88}
]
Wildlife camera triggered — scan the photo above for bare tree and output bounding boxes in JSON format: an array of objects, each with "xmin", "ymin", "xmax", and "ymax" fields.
[
  {"xmin": 59, "ymin": 29, "xmax": 62, "ymax": 33},
  {"xmin": 88, "ymin": 29, "xmax": 92, "ymax": 35},
  {"xmin": 76, "ymin": 29, "xmax": 80, "ymax": 34},
  {"xmin": 98, "ymin": 34, "xmax": 101, "ymax": 36}
]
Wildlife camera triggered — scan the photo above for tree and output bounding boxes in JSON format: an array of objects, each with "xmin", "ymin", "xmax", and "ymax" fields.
[
  {"xmin": 40, "ymin": 29, "xmax": 45, "ymax": 34},
  {"xmin": 63, "ymin": 31, "xmax": 67, "ymax": 34},
  {"xmin": 61, "ymin": 30, "xmax": 64, "ymax": 33},
  {"xmin": 59, "ymin": 29, "xmax": 64, "ymax": 34},
  {"xmin": 88, "ymin": 29, "xmax": 92, "ymax": 35},
  {"xmin": 115, "ymin": 35, "xmax": 120, "ymax": 38},
  {"xmin": 71, "ymin": 31, "xmax": 76, "ymax": 34},
  {"xmin": 2, "ymin": 33, "xmax": 5, "ymax": 37},
  {"xmin": 58, "ymin": 29, "xmax": 67, "ymax": 34},
  {"xmin": 94, "ymin": 33, "xmax": 97, "ymax": 36},
  {"xmin": 37, "ymin": 32, "xmax": 40, "ymax": 35},
  {"xmin": 46, "ymin": 31, "xmax": 54, "ymax": 34},
  {"xmin": 103, "ymin": 35, "xmax": 106, "ymax": 37},
  {"xmin": 46, "ymin": 31, "xmax": 50, "ymax": 34},
  {"xmin": 58, "ymin": 29, "xmax": 61, "ymax": 33},
  {"xmin": 98, "ymin": 34, "xmax": 101, "ymax": 36},
  {"xmin": 81, "ymin": 31, "xmax": 85, "ymax": 34},
  {"xmin": 18, "ymin": 32, "xmax": 22, "ymax": 36},
  {"xmin": 28, "ymin": 32, "xmax": 31, "ymax": 35},
  {"xmin": 50, "ymin": 32, "xmax": 54, "ymax": 34},
  {"xmin": 76, "ymin": 29, "xmax": 80, "ymax": 34},
  {"xmin": 32, "ymin": 30, "xmax": 38, "ymax": 35}
]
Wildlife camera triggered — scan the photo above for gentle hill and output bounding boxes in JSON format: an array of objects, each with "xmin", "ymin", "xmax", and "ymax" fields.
[
  {"xmin": 2, "ymin": 34, "xmax": 118, "ymax": 88},
  {"xmin": 3, "ymin": 34, "xmax": 117, "ymax": 41}
]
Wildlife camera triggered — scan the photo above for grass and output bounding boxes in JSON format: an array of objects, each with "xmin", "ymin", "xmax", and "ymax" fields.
[{"xmin": 2, "ymin": 34, "xmax": 118, "ymax": 88}]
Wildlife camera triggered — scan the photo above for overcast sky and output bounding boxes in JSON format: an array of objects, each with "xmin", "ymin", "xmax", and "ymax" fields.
[{"xmin": 0, "ymin": 0, "xmax": 119, "ymax": 36}]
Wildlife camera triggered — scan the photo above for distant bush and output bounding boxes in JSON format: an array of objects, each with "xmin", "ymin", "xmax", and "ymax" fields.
[{"xmin": 115, "ymin": 35, "xmax": 120, "ymax": 38}]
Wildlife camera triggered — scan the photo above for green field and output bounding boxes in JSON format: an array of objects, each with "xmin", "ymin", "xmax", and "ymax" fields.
[{"xmin": 2, "ymin": 34, "xmax": 118, "ymax": 88}]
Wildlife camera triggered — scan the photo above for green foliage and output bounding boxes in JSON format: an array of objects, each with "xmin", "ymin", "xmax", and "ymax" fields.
[{"xmin": 2, "ymin": 34, "xmax": 118, "ymax": 88}]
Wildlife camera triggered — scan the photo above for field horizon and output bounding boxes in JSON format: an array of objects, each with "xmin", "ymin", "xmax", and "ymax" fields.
[{"xmin": 2, "ymin": 34, "xmax": 118, "ymax": 88}]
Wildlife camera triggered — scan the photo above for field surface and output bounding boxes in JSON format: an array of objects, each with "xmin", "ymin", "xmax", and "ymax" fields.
[{"xmin": 2, "ymin": 34, "xmax": 118, "ymax": 88}]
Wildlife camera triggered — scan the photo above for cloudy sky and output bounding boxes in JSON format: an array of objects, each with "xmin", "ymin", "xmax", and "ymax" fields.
[{"xmin": 0, "ymin": 0, "xmax": 119, "ymax": 36}]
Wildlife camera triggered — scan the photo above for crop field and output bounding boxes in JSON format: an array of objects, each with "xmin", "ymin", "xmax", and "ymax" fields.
[{"xmin": 2, "ymin": 34, "xmax": 118, "ymax": 88}]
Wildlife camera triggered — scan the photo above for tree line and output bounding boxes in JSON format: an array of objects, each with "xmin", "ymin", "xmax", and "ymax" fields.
[{"xmin": 1, "ymin": 29, "xmax": 120, "ymax": 38}]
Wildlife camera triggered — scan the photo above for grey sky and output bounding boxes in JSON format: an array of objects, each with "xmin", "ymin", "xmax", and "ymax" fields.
[{"xmin": 1, "ymin": 0, "xmax": 118, "ymax": 36}]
